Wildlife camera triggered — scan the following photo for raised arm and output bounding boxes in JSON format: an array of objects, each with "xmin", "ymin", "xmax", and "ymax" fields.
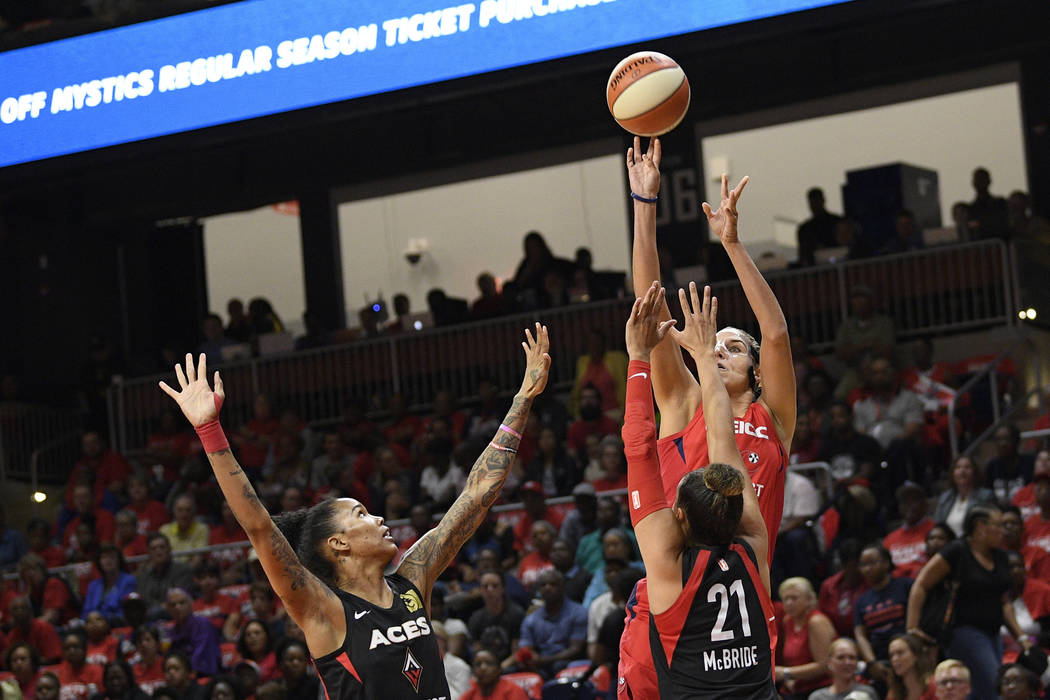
[
  {"xmin": 627, "ymin": 137, "xmax": 700, "ymax": 433},
  {"xmin": 622, "ymin": 282, "xmax": 681, "ymax": 613},
  {"xmin": 704, "ymin": 175, "xmax": 796, "ymax": 448},
  {"xmin": 159, "ymin": 355, "xmax": 344, "ymax": 653},
  {"xmin": 397, "ymin": 324, "xmax": 551, "ymax": 603},
  {"xmin": 670, "ymin": 282, "xmax": 769, "ymax": 582}
]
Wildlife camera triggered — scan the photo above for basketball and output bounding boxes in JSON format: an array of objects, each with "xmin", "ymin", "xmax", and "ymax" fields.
[{"xmin": 606, "ymin": 51, "xmax": 690, "ymax": 137}]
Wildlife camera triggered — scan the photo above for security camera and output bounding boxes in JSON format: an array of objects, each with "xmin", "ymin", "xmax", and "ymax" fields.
[
  {"xmin": 403, "ymin": 238, "xmax": 428, "ymax": 266},
  {"xmin": 405, "ymin": 251, "xmax": 423, "ymax": 265}
]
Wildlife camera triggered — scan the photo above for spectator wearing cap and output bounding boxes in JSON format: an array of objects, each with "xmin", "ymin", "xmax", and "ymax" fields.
[
  {"xmin": 136, "ymin": 534, "xmax": 193, "ymax": 619},
  {"xmin": 833, "ymin": 285, "xmax": 895, "ymax": 401},
  {"xmin": 81, "ymin": 543, "xmax": 137, "ymax": 625},
  {"xmin": 558, "ymin": 483, "xmax": 598, "ymax": 554},
  {"xmin": 165, "ymin": 588, "xmax": 220, "ymax": 677},
  {"xmin": 1001, "ymin": 505, "xmax": 1050, "ymax": 581},
  {"xmin": 550, "ymin": 538, "xmax": 591, "ymax": 604},
  {"xmin": 518, "ymin": 570, "xmax": 587, "ymax": 678},
  {"xmin": 987, "ymin": 424, "xmax": 1036, "ymax": 503},
  {"xmin": 566, "ymin": 384, "xmax": 620, "ymax": 455},
  {"xmin": 1011, "ymin": 449, "xmax": 1050, "ymax": 520},
  {"xmin": 512, "ymin": 481, "xmax": 564, "ymax": 552},
  {"xmin": 1023, "ymin": 466, "xmax": 1050, "ymax": 556},
  {"xmin": 932, "ymin": 659, "xmax": 970, "ymax": 700},
  {"xmin": 4, "ymin": 594, "xmax": 62, "ymax": 664},
  {"xmin": 884, "ymin": 483, "xmax": 935, "ymax": 579}
]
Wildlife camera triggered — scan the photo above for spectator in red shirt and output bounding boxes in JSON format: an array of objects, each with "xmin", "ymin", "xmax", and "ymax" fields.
[
  {"xmin": 192, "ymin": 563, "xmax": 240, "ymax": 635},
  {"xmin": 883, "ymin": 482, "xmax": 935, "ymax": 579},
  {"xmin": 62, "ymin": 485, "xmax": 116, "ymax": 549},
  {"xmin": 424, "ymin": 389, "xmax": 469, "ymax": 443},
  {"xmin": 64, "ymin": 431, "xmax": 131, "ymax": 509},
  {"xmin": 1004, "ymin": 549, "xmax": 1050, "ymax": 655},
  {"xmin": 113, "ymin": 511, "xmax": 147, "ymax": 563},
  {"xmin": 130, "ymin": 627, "xmax": 165, "ymax": 695},
  {"xmin": 590, "ymin": 436, "xmax": 627, "ymax": 493},
  {"xmin": 0, "ymin": 642, "xmax": 42, "ymax": 699},
  {"xmin": 17, "ymin": 554, "xmax": 77, "ymax": 626},
  {"xmin": 512, "ymin": 482, "xmax": 564, "ymax": 552},
  {"xmin": 83, "ymin": 612, "xmax": 119, "ymax": 666},
  {"xmin": 461, "ymin": 649, "xmax": 529, "ymax": 700},
  {"xmin": 230, "ymin": 393, "xmax": 280, "ymax": 474},
  {"xmin": 566, "ymin": 384, "xmax": 619, "ymax": 455},
  {"xmin": 517, "ymin": 521, "xmax": 557, "ymax": 591},
  {"xmin": 207, "ymin": 502, "xmax": 248, "ymax": 577},
  {"xmin": 26, "ymin": 519, "xmax": 65, "ymax": 569},
  {"xmin": 1012, "ymin": 450, "xmax": 1050, "ymax": 521},
  {"xmin": 125, "ymin": 474, "xmax": 170, "ymax": 536},
  {"xmin": 5, "ymin": 595, "xmax": 62, "ymax": 664},
  {"xmin": 49, "ymin": 630, "xmax": 103, "ymax": 700},
  {"xmin": 818, "ymin": 539, "xmax": 869, "ymax": 637},
  {"xmin": 1023, "ymin": 469, "xmax": 1050, "ymax": 556},
  {"xmin": 235, "ymin": 620, "xmax": 279, "ymax": 683},
  {"xmin": 1002, "ymin": 505, "xmax": 1050, "ymax": 581},
  {"xmin": 143, "ymin": 410, "xmax": 197, "ymax": 477}
]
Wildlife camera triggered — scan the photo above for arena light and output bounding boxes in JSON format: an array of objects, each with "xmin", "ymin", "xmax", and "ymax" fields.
[
  {"xmin": 1026, "ymin": 308, "xmax": 1038, "ymax": 320},
  {"xmin": 32, "ymin": 491, "xmax": 47, "ymax": 503},
  {"xmin": 1020, "ymin": 310, "xmax": 1027, "ymax": 320}
]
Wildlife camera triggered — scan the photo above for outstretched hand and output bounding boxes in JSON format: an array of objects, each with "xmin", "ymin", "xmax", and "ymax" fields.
[
  {"xmin": 520, "ymin": 323, "xmax": 551, "ymax": 399},
  {"xmin": 669, "ymin": 282, "xmax": 718, "ymax": 358},
  {"xmin": 626, "ymin": 136, "xmax": 661, "ymax": 200},
  {"xmin": 159, "ymin": 353, "xmax": 225, "ymax": 428},
  {"xmin": 625, "ymin": 281, "xmax": 676, "ymax": 360},
  {"xmin": 703, "ymin": 173, "xmax": 749, "ymax": 245}
]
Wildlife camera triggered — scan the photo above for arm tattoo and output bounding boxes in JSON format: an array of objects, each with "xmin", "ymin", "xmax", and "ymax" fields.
[
  {"xmin": 241, "ymin": 483, "xmax": 261, "ymax": 506},
  {"xmin": 270, "ymin": 530, "xmax": 308, "ymax": 592},
  {"xmin": 400, "ymin": 395, "xmax": 532, "ymax": 587}
]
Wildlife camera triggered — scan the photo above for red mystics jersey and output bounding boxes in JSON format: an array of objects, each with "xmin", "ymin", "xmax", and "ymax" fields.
[
  {"xmin": 657, "ymin": 401, "xmax": 787, "ymax": 555},
  {"xmin": 650, "ymin": 540, "xmax": 777, "ymax": 700}
]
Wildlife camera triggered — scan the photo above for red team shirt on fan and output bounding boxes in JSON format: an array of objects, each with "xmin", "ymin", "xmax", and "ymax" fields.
[
  {"xmin": 47, "ymin": 660, "xmax": 103, "ymax": 700},
  {"xmin": 1024, "ymin": 513, "xmax": 1050, "ymax": 555},
  {"xmin": 883, "ymin": 518, "xmax": 935, "ymax": 579},
  {"xmin": 133, "ymin": 657, "xmax": 165, "ymax": 695},
  {"xmin": 620, "ymin": 400, "xmax": 787, "ymax": 700},
  {"xmin": 194, "ymin": 593, "xmax": 239, "ymax": 630},
  {"xmin": 84, "ymin": 636, "xmax": 118, "ymax": 665}
]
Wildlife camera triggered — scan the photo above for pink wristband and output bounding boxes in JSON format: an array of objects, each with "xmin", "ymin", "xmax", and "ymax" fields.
[
  {"xmin": 195, "ymin": 419, "xmax": 229, "ymax": 454},
  {"xmin": 499, "ymin": 424, "xmax": 522, "ymax": 440}
]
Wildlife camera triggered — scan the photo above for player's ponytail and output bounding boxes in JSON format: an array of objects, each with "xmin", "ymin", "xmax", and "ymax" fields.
[
  {"xmin": 677, "ymin": 464, "xmax": 744, "ymax": 546},
  {"xmin": 272, "ymin": 500, "xmax": 340, "ymax": 587}
]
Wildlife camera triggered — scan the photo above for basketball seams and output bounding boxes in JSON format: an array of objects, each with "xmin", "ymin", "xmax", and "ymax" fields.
[
  {"xmin": 607, "ymin": 50, "xmax": 690, "ymax": 137},
  {"xmin": 615, "ymin": 79, "xmax": 690, "ymax": 137}
]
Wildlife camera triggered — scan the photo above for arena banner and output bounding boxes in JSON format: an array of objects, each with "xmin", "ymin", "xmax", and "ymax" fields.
[{"xmin": 0, "ymin": 0, "xmax": 851, "ymax": 168}]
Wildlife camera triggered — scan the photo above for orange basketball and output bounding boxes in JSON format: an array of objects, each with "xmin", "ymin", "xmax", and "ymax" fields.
[{"xmin": 606, "ymin": 51, "xmax": 690, "ymax": 137}]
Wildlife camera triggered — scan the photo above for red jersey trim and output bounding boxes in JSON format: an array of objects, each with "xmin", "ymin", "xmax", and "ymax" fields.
[
  {"xmin": 656, "ymin": 401, "xmax": 786, "ymax": 473},
  {"xmin": 313, "ymin": 660, "xmax": 333, "ymax": 700},
  {"xmin": 652, "ymin": 549, "xmax": 712, "ymax": 664},
  {"xmin": 732, "ymin": 542, "xmax": 777, "ymax": 678},
  {"xmin": 335, "ymin": 651, "xmax": 362, "ymax": 683}
]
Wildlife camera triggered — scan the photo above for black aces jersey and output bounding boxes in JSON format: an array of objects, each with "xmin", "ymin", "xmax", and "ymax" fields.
[
  {"xmin": 649, "ymin": 540, "xmax": 777, "ymax": 700},
  {"xmin": 313, "ymin": 574, "xmax": 450, "ymax": 700}
]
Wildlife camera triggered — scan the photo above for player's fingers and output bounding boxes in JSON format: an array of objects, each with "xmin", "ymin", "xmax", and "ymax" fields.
[
  {"xmin": 678, "ymin": 287, "xmax": 693, "ymax": 317},
  {"xmin": 734, "ymin": 175, "xmax": 750, "ymax": 198},
  {"xmin": 701, "ymin": 284, "xmax": 710, "ymax": 318},
  {"xmin": 159, "ymin": 381, "xmax": 178, "ymax": 399},
  {"xmin": 652, "ymin": 138, "xmax": 662, "ymax": 167},
  {"xmin": 646, "ymin": 137, "xmax": 655, "ymax": 160},
  {"xmin": 184, "ymin": 353, "xmax": 196, "ymax": 383},
  {"xmin": 214, "ymin": 371, "xmax": 224, "ymax": 398},
  {"xmin": 197, "ymin": 353, "xmax": 207, "ymax": 385},
  {"xmin": 175, "ymin": 363, "xmax": 188, "ymax": 390},
  {"xmin": 721, "ymin": 173, "xmax": 729, "ymax": 200},
  {"xmin": 657, "ymin": 319, "xmax": 676, "ymax": 338},
  {"xmin": 540, "ymin": 324, "xmax": 549, "ymax": 350},
  {"xmin": 690, "ymin": 282, "xmax": 702, "ymax": 319},
  {"xmin": 525, "ymin": 326, "xmax": 536, "ymax": 348},
  {"xmin": 626, "ymin": 147, "xmax": 634, "ymax": 167},
  {"xmin": 710, "ymin": 296, "xmax": 718, "ymax": 326},
  {"xmin": 701, "ymin": 202, "xmax": 713, "ymax": 219}
]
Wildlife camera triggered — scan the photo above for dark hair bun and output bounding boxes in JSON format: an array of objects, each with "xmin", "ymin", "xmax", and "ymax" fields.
[{"xmin": 702, "ymin": 463, "xmax": 745, "ymax": 498}]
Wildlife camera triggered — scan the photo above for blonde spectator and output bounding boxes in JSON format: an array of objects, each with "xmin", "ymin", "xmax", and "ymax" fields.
[
  {"xmin": 776, "ymin": 577, "xmax": 835, "ymax": 699},
  {"xmin": 933, "ymin": 659, "xmax": 970, "ymax": 700}
]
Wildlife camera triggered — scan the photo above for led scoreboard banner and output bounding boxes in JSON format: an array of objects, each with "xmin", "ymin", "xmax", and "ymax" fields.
[{"xmin": 0, "ymin": 0, "xmax": 851, "ymax": 169}]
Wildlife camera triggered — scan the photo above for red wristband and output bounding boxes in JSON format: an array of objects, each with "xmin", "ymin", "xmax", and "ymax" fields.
[{"xmin": 195, "ymin": 419, "xmax": 229, "ymax": 454}]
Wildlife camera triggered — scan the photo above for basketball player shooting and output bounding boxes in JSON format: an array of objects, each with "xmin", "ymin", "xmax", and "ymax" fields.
[
  {"xmin": 618, "ymin": 137, "xmax": 795, "ymax": 699},
  {"xmin": 623, "ymin": 281, "xmax": 777, "ymax": 699},
  {"xmin": 159, "ymin": 324, "xmax": 551, "ymax": 700}
]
